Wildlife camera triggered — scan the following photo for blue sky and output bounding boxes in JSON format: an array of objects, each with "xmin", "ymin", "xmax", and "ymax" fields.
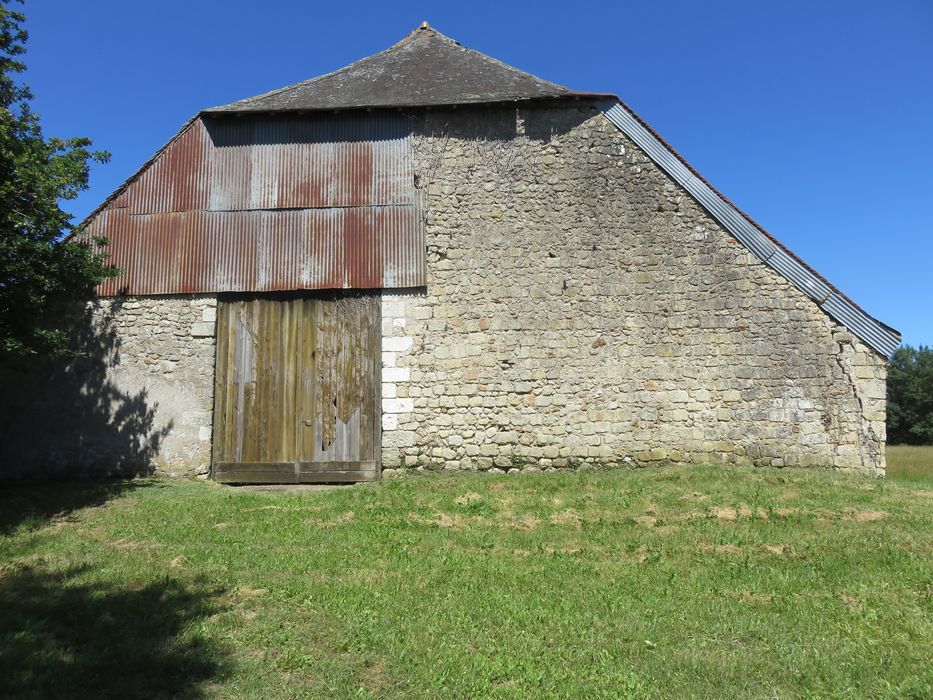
[{"xmin": 21, "ymin": 0, "xmax": 933, "ymax": 346}]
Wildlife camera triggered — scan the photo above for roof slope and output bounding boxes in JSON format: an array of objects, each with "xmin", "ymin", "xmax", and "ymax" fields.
[{"xmin": 205, "ymin": 23, "xmax": 612, "ymax": 113}]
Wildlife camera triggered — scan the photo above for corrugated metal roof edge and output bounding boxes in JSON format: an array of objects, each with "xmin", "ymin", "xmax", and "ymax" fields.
[{"xmin": 598, "ymin": 99, "xmax": 900, "ymax": 358}]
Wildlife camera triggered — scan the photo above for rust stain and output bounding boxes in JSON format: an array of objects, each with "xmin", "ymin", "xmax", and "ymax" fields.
[{"xmin": 89, "ymin": 113, "xmax": 424, "ymax": 296}]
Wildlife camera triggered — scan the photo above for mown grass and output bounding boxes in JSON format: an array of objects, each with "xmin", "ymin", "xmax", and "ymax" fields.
[
  {"xmin": 887, "ymin": 444, "xmax": 933, "ymax": 485},
  {"xmin": 1, "ymin": 465, "xmax": 930, "ymax": 699}
]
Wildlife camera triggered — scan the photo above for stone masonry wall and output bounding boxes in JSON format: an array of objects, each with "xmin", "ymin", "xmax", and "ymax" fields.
[
  {"xmin": 94, "ymin": 295, "xmax": 217, "ymax": 476},
  {"xmin": 0, "ymin": 295, "xmax": 216, "ymax": 478},
  {"xmin": 380, "ymin": 104, "xmax": 888, "ymax": 476},
  {"xmin": 2, "ymin": 105, "xmax": 886, "ymax": 480}
]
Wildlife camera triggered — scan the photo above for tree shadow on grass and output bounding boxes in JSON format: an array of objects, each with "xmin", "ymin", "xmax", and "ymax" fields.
[
  {"xmin": 0, "ymin": 478, "xmax": 152, "ymax": 536},
  {"xmin": 0, "ymin": 565, "xmax": 229, "ymax": 699}
]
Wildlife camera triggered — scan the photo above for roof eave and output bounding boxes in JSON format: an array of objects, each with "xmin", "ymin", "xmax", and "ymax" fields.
[{"xmin": 200, "ymin": 92, "xmax": 618, "ymax": 116}]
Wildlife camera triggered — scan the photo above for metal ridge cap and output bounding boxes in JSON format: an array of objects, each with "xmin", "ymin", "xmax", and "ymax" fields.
[{"xmin": 598, "ymin": 100, "xmax": 901, "ymax": 358}]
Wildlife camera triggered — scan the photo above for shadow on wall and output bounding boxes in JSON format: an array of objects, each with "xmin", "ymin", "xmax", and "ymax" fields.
[
  {"xmin": 0, "ymin": 299, "xmax": 171, "ymax": 479},
  {"xmin": 0, "ymin": 564, "xmax": 228, "ymax": 698}
]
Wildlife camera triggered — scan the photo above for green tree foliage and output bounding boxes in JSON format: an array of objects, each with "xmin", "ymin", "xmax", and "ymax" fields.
[
  {"xmin": 0, "ymin": 0, "xmax": 117, "ymax": 357},
  {"xmin": 887, "ymin": 345, "xmax": 933, "ymax": 445}
]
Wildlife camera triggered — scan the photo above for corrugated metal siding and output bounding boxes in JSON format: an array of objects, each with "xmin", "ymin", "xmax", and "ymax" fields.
[
  {"xmin": 123, "ymin": 119, "xmax": 212, "ymax": 214},
  {"xmin": 600, "ymin": 101, "xmax": 900, "ymax": 357},
  {"xmin": 88, "ymin": 113, "xmax": 424, "ymax": 295}
]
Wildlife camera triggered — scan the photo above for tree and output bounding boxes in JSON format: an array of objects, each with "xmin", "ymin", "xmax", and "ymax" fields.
[
  {"xmin": 0, "ymin": 0, "xmax": 117, "ymax": 358},
  {"xmin": 886, "ymin": 345, "xmax": 933, "ymax": 445}
]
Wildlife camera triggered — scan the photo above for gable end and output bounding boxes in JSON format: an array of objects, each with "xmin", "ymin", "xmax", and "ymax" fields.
[{"xmin": 599, "ymin": 101, "xmax": 900, "ymax": 357}]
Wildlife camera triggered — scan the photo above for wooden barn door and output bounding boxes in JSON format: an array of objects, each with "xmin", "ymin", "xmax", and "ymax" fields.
[{"xmin": 212, "ymin": 294, "xmax": 380, "ymax": 483}]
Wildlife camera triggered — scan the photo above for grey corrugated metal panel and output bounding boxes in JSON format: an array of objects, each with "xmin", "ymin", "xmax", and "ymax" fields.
[
  {"xmin": 822, "ymin": 294, "xmax": 901, "ymax": 356},
  {"xmin": 372, "ymin": 129, "xmax": 416, "ymax": 206},
  {"xmin": 766, "ymin": 247, "xmax": 833, "ymax": 302},
  {"xmin": 602, "ymin": 104, "xmax": 777, "ymax": 261},
  {"xmin": 377, "ymin": 203, "xmax": 424, "ymax": 289},
  {"xmin": 599, "ymin": 101, "xmax": 901, "ymax": 357}
]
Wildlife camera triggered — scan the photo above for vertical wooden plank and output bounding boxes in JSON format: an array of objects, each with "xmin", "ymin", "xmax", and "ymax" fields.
[
  {"xmin": 211, "ymin": 301, "xmax": 230, "ymax": 466},
  {"xmin": 233, "ymin": 300, "xmax": 249, "ymax": 462},
  {"xmin": 256, "ymin": 298, "xmax": 270, "ymax": 463},
  {"xmin": 366, "ymin": 294, "xmax": 382, "ymax": 466},
  {"xmin": 282, "ymin": 297, "xmax": 296, "ymax": 464},
  {"xmin": 224, "ymin": 300, "xmax": 242, "ymax": 463},
  {"xmin": 233, "ymin": 301, "xmax": 246, "ymax": 462},
  {"xmin": 281, "ymin": 297, "xmax": 295, "ymax": 465},
  {"xmin": 297, "ymin": 296, "xmax": 314, "ymax": 462},
  {"xmin": 271, "ymin": 298, "xmax": 284, "ymax": 463},
  {"xmin": 223, "ymin": 300, "xmax": 236, "ymax": 464}
]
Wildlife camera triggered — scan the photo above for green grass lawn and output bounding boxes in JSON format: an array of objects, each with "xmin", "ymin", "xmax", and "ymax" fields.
[
  {"xmin": 1, "ymin": 464, "xmax": 931, "ymax": 699},
  {"xmin": 887, "ymin": 444, "xmax": 933, "ymax": 485}
]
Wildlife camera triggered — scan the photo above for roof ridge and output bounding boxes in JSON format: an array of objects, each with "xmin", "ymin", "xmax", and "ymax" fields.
[
  {"xmin": 207, "ymin": 24, "xmax": 429, "ymax": 112},
  {"xmin": 440, "ymin": 30, "xmax": 570, "ymax": 93}
]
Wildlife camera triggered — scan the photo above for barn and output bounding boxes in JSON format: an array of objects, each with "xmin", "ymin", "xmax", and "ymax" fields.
[{"xmin": 1, "ymin": 23, "xmax": 899, "ymax": 480}]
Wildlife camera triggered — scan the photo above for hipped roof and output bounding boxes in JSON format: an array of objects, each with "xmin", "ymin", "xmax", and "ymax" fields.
[{"xmin": 205, "ymin": 23, "xmax": 613, "ymax": 113}]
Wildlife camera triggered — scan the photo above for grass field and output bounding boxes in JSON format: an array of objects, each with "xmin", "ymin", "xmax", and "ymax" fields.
[
  {"xmin": 1, "ymin": 463, "xmax": 930, "ymax": 699},
  {"xmin": 887, "ymin": 444, "xmax": 933, "ymax": 485}
]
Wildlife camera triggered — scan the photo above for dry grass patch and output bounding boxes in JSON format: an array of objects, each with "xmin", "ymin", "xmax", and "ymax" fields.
[
  {"xmin": 453, "ymin": 491, "xmax": 483, "ymax": 507},
  {"xmin": 549, "ymin": 508, "xmax": 583, "ymax": 529},
  {"xmin": 305, "ymin": 510, "xmax": 356, "ymax": 526}
]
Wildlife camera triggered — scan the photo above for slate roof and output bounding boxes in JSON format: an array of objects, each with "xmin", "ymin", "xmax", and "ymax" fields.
[{"xmin": 205, "ymin": 23, "xmax": 613, "ymax": 113}]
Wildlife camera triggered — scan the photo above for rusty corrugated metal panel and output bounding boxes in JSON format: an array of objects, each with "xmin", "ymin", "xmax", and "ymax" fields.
[
  {"xmin": 97, "ymin": 208, "xmax": 422, "ymax": 295},
  {"xmin": 127, "ymin": 120, "xmax": 211, "ymax": 214},
  {"xmin": 89, "ymin": 113, "xmax": 425, "ymax": 296}
]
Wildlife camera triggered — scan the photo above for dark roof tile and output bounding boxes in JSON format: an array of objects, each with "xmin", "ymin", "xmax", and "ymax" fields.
[{"xmin": 204, "ymin": 23, "xmax": 613, "ymax": 113}]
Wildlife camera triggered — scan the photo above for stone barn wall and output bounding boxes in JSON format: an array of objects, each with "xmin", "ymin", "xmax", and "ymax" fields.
[
  {"xmin": 379, "ymin": 104, "xmax": 888, "ymax": 476},
  {"xmin": 0, "ymin": 104, "xmax": 889, "ymax": 479},
  {"xmin": 0, "ymin": 295, "xmax": 216, "ymax": 478}
]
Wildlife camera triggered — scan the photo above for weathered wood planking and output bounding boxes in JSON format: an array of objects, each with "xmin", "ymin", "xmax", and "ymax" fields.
[{"xmin": 212, "ymin": 293, "xmax": 380, "ymax": 483}]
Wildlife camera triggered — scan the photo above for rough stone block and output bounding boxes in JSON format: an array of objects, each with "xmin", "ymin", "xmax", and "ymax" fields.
[
  {"xmin": 383, "ymin": 336, "xmax": 413, "ymax": 352},
  {"xmin": 383, "ymin": 367, "xmax": 411, "ymax": 382},
  {"xmin": 383, "ymin": 398, "xmax": 415, "ymax": 414},
  {"xmin": 190, "ymin": 322, "xmax": 215, "ymax": 337}
]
